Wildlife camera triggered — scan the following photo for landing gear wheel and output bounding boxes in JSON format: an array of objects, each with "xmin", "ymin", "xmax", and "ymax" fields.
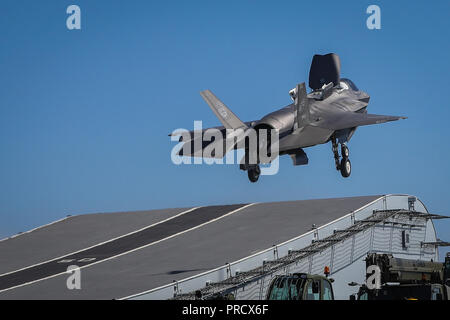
[
  {"xmin": 248, "ymin": 165, "xmax": 261, "ymax": 183},
  {"xmin": 340, "ymin": 158, "xmax": 351, "ymax": 178},
  {"xmin": 341, "ymin": 144, "xmax": 349, "ymax": 159}
]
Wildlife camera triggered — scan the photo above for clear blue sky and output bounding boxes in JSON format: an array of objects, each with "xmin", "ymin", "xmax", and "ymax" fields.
[{"xmin": 1, "ymin": 1, "xmax": 449, "ymax": 258}]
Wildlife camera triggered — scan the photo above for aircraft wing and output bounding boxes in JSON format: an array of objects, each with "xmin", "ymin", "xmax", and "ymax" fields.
[{"xmin": 312, "ymin": 111, "xmax": 406, "ymax": 131}]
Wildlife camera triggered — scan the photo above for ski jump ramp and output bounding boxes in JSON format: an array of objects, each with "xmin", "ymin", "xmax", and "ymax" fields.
[{"xmin": 0, "ymin": 195, "xmax": 440, "ymax": 299}]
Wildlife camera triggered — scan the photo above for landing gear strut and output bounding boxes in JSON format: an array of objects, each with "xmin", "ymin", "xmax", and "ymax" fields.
[{"xmin": 332, "ymin": 137, "xmax": 351, "ymax": 178}]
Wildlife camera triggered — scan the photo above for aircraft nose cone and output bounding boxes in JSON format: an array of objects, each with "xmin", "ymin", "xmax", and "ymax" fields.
[
  {"xmin": 357, "ymin": 91, "xmax": 370, "ymax": 104},
  {"xmin": 359, "ymin": 96, "xmax": 370, "ymax": 104}
]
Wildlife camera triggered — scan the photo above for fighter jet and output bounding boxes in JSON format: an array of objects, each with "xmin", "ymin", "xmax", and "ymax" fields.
[{"xmin": 171, "ymin": 53, "xmax": 406, "ymax": 182}]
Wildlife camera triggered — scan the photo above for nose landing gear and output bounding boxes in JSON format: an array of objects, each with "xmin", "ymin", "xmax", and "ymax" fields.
[{"xmin": 332, "ymin": 137, "xmax": 351, "ymax": 178}]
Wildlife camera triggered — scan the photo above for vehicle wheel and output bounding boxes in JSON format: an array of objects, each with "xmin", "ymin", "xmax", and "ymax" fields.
[
  {"xmin": 340, "ymin": 158, "xmax": 351, "ymax": 178},
  {"xmin": 248, "ymin": 165, "xmax": 261, "ymax": 183},
  {"xmin": 341, "ymin": 144, "xmax": 349, "ymax": 159}
]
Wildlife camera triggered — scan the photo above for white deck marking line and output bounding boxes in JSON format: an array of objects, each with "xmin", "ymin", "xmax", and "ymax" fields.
[
  {"xmin": 0, "ymin": 216, "xmax": 71, "ymax": 243},
  {"xmin": 0, "ymin": 203, "xmax": 255, "ymax": 294},
  {"xmin": 0, "ymin": 207, "xmax": 200, "ymax": 278}
]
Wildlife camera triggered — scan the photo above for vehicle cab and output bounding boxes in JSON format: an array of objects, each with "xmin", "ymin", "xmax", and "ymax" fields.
[{"xmin": 266, "ymin": 273, "xmax": 334, "ymax": 300}]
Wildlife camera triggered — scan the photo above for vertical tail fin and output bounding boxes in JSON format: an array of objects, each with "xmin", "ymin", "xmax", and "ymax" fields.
[
  {"xmin": 293, "ymin": 82, "xmax": 310, "ymax": 129},
  {"xmin": 200, "ymin": 90, "xmax": 248, "ymax": 130}
]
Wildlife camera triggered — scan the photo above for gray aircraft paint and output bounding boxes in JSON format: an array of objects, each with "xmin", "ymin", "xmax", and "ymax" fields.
[{"xmin": 172, "ymin": 53, "xmax": 406, "ymax": 182}]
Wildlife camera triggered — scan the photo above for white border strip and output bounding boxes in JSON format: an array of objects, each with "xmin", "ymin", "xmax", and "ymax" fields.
[{"xmin": 0, "ymin": 203, "xmax": 255, "ymax": 294}]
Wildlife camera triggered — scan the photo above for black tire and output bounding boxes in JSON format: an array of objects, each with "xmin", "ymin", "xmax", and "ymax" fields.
[
  {"xmin": 340, "ymin": 158, "xmax": 351, "ymax": 178},
  {"xmin": 341, "ymin": 144, "xmax": 349, "ymax": 159},
  {"xmin": 248, "ymin": 165, "xmax": 261, "ymax": 183}
]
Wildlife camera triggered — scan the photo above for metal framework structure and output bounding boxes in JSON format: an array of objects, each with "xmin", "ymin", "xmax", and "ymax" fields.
[{"xmin": 173, "ymin": 209, "xmax": 448, "ymax": 300}]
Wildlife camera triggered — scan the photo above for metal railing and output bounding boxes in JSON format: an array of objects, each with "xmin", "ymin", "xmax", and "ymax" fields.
[
  {"xmin": 173, "ymin": 209, "xmax": 445, "ymax": 300},
  {"xmin": 123, "ymin": 195, "xmax": 443, "ymax": 300}
]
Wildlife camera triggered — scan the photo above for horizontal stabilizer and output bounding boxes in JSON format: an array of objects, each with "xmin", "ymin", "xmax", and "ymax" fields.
[
  {"xmin": 177, "ymin": 134, "xmax": 236, "ymax": 158},
  {"xmin": 168, "ymin": 121, "xmax": 256, "ymax": 138},
  {"xmin": 174, "ymin": 127, "xmax": 249, "ymax": 158}
]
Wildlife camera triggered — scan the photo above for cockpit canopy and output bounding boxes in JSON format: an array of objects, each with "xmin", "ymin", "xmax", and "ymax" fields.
[{"xmin": 340, "ymin": 78, "xmax": 359, "ymax": 91}]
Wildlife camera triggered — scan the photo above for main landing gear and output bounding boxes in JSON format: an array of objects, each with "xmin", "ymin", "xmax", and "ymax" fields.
[
  {"xmin": 247, "ymin": 165, "xmax": 261, "ymax": 183},
  {"xmin": 332, "ymin": 137, "xmax": 351, "ymax": 178},
  {"xmin": 240, "ymin": 152, "xmax": 261, "ymax": 183}
]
